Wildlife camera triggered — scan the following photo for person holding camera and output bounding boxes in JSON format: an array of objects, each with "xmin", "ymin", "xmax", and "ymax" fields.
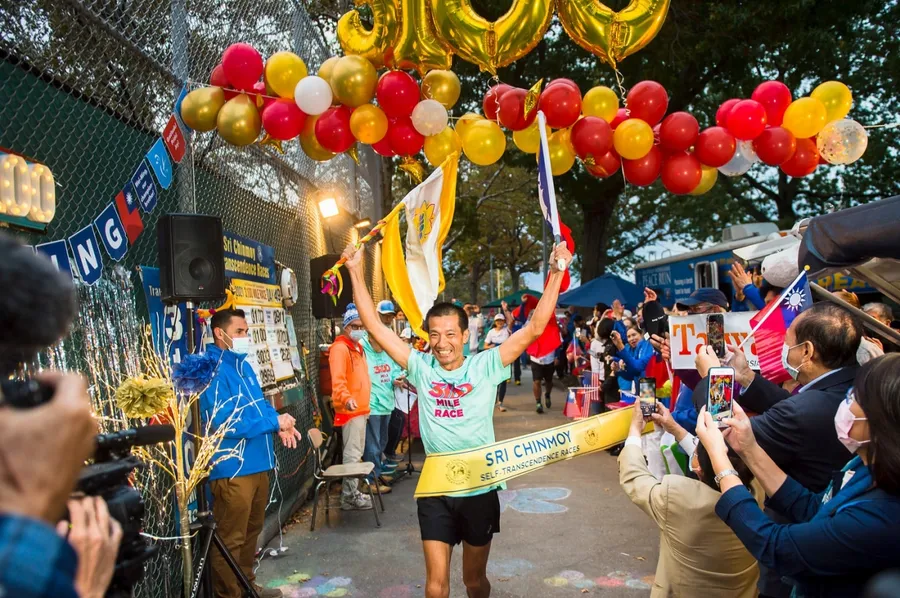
[{"xmin": 202, "ymin": 309, "xmax": 301, "ymax": 598}]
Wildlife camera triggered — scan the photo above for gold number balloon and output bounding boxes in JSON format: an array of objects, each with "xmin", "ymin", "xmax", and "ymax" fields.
[
  {"xmin": 337, "ymin": 0, "xmax": 399, "ymax": 69},
  {"xmin": 180, "ymin": 87, "xmax": 225, "ymax": 132},
  {"xmin": 217, "ymin": 94, "xmax": 261, "ymax": 146},
  {"xmin": 393, "ymin": 0, "xmax": 453, "ymax": 74},
  {"xmin": 557, "ymin": 0, "xmax": 671, "ymax": 68},
  {"xmin": 429, "ymin": 0, "xmax": 553, "ymax": 75}
]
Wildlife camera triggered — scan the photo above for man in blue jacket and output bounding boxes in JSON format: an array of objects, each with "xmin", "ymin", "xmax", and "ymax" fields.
[{"xmin": 201, "ymin": 309, "xmax": 301, "ymax": 598}]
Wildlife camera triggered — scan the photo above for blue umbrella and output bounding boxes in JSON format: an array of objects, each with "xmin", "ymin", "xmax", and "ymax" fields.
[{"xmin": 558, "ymin": 274, "xmax": 644, "ymax": 308}]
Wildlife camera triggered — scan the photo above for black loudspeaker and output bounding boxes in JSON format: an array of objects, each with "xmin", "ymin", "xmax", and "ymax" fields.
[
  {"xmin": 157, "ymin": 214, "xmax": 226, "ymax": 304},
  {"xmin": 310, "ymin": 254, "xmax": 353, "ymax": 319}
]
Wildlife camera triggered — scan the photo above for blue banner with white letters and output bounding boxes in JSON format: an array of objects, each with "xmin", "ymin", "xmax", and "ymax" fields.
[{"xmin": 94, "ymin": 203, "xmax": 128, "ymax": 261}]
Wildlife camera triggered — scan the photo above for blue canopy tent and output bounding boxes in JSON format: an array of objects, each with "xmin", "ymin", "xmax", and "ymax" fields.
[{"xmin": 557, "ymin": 274, "xmax": 644, "ymax": 308}]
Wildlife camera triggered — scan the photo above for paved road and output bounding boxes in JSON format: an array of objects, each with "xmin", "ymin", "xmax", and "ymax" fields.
[{"xmin": 257, "ymin": 372, "xmax": 660, "ymax": 597}]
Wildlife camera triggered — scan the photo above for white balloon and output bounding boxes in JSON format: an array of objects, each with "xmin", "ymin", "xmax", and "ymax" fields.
[
  {"xmin": 411, "ymin": 99, "xmax": 449, "ymax": 136},
  {"xmin": 294, "ymin": 76, "xmax": 332, "ymax": 116},
  {"xmin": 817, "ymin": 119, "xmax": 868, "ymax": 165},
  {"xmin": 719, "ymin": 139, "xmax": 758, "ymax": 177}
]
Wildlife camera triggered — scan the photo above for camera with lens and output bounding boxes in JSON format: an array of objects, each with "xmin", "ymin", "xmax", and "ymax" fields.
[{"xmin": 1, "ymin": 378, "xmax": 173, "ymax": 598}]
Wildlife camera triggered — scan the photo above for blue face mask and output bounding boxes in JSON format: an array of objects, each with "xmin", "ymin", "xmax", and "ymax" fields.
[{"xmin": 350, "ymin": 330, "xmax": 368, "ymax": 342}]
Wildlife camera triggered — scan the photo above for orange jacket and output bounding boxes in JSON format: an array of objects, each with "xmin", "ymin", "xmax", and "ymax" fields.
[{"xmin": 328, "ymin": 335, "xmax": 371, "ymax": 426}]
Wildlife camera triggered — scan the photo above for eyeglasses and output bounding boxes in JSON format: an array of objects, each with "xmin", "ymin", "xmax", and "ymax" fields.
[{"xmin": 348, "ymin": 324, "xmax": 365, "ymax": 331}]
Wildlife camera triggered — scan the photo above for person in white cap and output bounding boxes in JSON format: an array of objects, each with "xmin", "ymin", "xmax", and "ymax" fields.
[{"xmin": 483, "ymin": 303, "xmax": 514, "ymax": 411}]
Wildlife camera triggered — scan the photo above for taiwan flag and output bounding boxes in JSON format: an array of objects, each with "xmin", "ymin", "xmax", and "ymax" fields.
[
  {"xmin": 749, "ymin": 271, "xmax": 813, "ymax": 384},
  {"xmin": 513, "ymin": 294, "xmax": 562, "ymax": 359}
]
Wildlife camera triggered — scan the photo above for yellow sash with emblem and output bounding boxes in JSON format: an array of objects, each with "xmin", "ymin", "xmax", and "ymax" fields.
[{"xmin": 414, "ymin": 406, "xmax": 648, "ymax": 497}]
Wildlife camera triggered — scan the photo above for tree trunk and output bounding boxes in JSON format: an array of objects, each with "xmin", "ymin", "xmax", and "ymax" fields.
[
  {"xmin": 508, "ymin": 268, "xmax": 520, "ymax": 293},
  {"xmin": 469, "ymin": 262, "xmax": 484, "ymax": 305},
  {"xmin": 578, "ymin": 181, "xmax": 622, "ymax": 281}
]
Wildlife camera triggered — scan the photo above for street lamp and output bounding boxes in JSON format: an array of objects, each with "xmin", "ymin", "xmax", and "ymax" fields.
[
  {"xmin": 354, "ymin": 217, "xmax": 371, "ymax": 229},
  {"xmin": 318, "ymin": 196, "xmax": 339, "ymax": 219}
]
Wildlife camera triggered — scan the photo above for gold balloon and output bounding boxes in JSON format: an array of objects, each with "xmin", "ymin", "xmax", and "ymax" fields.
[
  {"xmin": 582, "ymin": 86, "xmax": 620, "ymax": 122},
  {"xmin": 180, "ymin": 86, "xmax": 225, "ymax": 132},
  {"xmin": 810, "ymin": 81, "xmax": 853, "ymax": 123},
  {"xmin": 337, "ymin": 0, "xmax": 399, "ymax": 69},
  {"xmin": 393, "ymin": 0, "xmax": 453, "ymax": 74},
  {"xmin": 318, "ymin": 56, "xmax": 341, "ymax": 85},
  {"xmin": 462, "ymin": 120, "xmax": 506, "ymax": 166},
  {"xmin": 782, "ymin": 97, "xmax": 828, "ymax": 139},
  {"xmin": 265, "ymin": 52, "xmax": 308, "ymax": 99},
  {"xmin": 422, "ymin": 70, "xmax": 462, "ymax": 110},
  {"xmin": 512, "ymin": 120, "xmax": 550, "ymax": 154},
  {"xmin": 217, "ymin": 94, "xmax": 261, "ymax": 146},
  {"xmin": 613, "ymin": 118, "xmax": 654, "ymax": 160},
  {"xmin": 455, "ymin": 112, "xmax": 484, "ymax": 141},
  {"xmin": 429, "ymin": 0, "xmax": 553, "ymax": 75},
  {"xmin": 689, "ymin": 165, "xmax": 718, "ymax": 196},
  {"xmin": 545, "ymin": 129, "xmax": 576, "ymax": 175},
  {"xmin": 300, "ymin": 114, "xmax": 337, "ymax": 162},
  {"xmin": 558, "ymin": 0, "xmax": 671, "ymax": 68},
  {"xmin": 331, "ymin": 55, "xmax": 378, "ymax": 108},
  {"xmin": 350, "ymin": 104, "xmax": 389, "ymax": 144},
  {"xmin": 424, "ymin": 127, "xmax": 462, "ymax": 166}
]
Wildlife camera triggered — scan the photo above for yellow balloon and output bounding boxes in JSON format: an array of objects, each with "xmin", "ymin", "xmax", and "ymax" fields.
[
  {"xmin": 180, "ymin": 87, "xmax": 225, "ymax": 132},
  {"xmin": 455, "ymin": 112, "xmax": 484, "ymax": 141},
  {"xmin": 217, "ymin": 94, "xmax": 261, "ymax": 146},
  {"xmin": 424, "ymin": 127, "xmax": 462, "ymax": 166},
  {"xmin": 337, "ymin": 0, "xmax": 399, "ymax": 69},
  {"xmin": 545, "ymin": 129, "xmax": 576, "ymax": 175},
  {"xmin": 582, "ymin": 86, "xmax": 620, "ymax": 122},
  {"xmin": 265, "ymin": 52, "xmax": 308, "ymax": 99},
  {"xmin": 782, "ymin": 97, "xmax": 828, "ymax": 139},
  {"xmin": 558, "ymin": 0, "xmax": 671, "ymax": 68},
  {"xmin": 330, "ymin": 55, "xmax": 378, "ymax": 108},
  {"xmin": 613, "ymin": 118, "xmax": 654, "ymax": 160},
  {"xmin": 810, "ymin": 81, "xmax": 853, "ymax": 123},
  {"xmin": 422, "ymin": 70, "xmax": 462, "ymax": 110},
  {"xmin": 429, "ymin": 0, "xmax": 553, "ymax": 75},
  {"xmin": 462, "ymin": 120, "xmax": 506, "ymax": 166},
  {"xmin": 512, "ymin": 120, "xmax": 550, "ymax": 154},
  {"xmin": 689, "ymin": 165, "xmax": 718, "ymax": 196},
  {"xmin": 350, "ymin": 104, "xmax": 389, "ymax": 144},
  {"xmin": 318, "ymin": 57, "xmax": 341, "ymax": 85},
  {"xmin": 300, "ymin": 114, "xmax": 337, "ymax": 162}
]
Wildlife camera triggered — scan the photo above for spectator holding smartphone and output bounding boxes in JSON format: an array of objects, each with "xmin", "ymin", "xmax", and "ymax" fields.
[{"xmin": 610, "ymin": 325, "xmax": 654, "ymax": 393}]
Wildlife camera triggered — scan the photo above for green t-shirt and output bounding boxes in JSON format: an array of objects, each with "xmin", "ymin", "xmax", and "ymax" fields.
[
  {"xmin": 361, "ymin": 338, "xmax": 403, "ymax": 416},
  {"xmin": 407, "ymin": 348, "xmax": 511, "ymax": 496}
]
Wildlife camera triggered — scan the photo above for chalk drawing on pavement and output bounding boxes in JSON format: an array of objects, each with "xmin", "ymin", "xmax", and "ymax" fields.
[
  {"xmin": 543, "ymin": 569, "xmax": 653, "ymax": 591},
  {"xmin": 499, "ymin": 487, "xmax": 572, "ymax": 514}
]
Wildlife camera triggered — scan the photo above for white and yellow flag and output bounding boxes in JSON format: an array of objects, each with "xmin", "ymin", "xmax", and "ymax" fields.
[{"xmin": 381, "ymin": 153, "xmax": 459, "ymax": 338}]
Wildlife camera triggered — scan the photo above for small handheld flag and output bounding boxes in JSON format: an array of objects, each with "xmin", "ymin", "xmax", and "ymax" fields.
[{"xmin": 536, "ymin": 111, "xmax": 565, "ymax": 271}]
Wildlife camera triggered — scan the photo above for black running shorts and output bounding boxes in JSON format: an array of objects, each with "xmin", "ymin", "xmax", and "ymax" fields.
[
  {"xmin": 417, "ymin": 489, "xmax": 500, "ymax": 547},
  {"xmin": 531, "ymin": 361, "xmax": 555, "ymax": 386}
]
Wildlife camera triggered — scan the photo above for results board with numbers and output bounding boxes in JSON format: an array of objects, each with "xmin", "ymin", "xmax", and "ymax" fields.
[{"xmin": 231, "ymin": 278, "xmax": 296, "ymax": 391}]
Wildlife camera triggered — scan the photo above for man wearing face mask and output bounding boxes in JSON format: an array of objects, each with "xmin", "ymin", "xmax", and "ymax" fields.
[
  {"xmin": 328, "ymin": 304, "xmax": 373, "ymax": 511},
  {"xmin": 202, "ymin": 309, "xmax": 301, "ymax": 598},
  {"xmin": 694, "ymin": 302, "xmax": 863, "ymax": 598}
]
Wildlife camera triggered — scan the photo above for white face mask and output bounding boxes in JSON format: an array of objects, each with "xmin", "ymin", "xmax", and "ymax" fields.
[
  {"xmin": 781, "ymin": 341, "xmax": 808, "ymax": 380},
  {"xmin": 223, "ymin": 332, "xmax": 250, "ymax": 356},
  {"xmin": 834, "ymin": 393, "xmax": 869, "ymax": 454},
  {"xmin": 350, "ymin": 330, "xmax": 368, "ymax": 342}
]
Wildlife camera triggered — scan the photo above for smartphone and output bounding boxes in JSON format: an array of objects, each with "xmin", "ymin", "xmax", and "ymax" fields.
[
  {"xmin": 638, "ymin": 377, "xmax": 657, "ymax": 417},
  {"xmin": 707, "ymin": 313, "xmax": 726, "ymax": 358},
  {"xmin": 707, "ymin": 366, "xmax": 735, "ymax": 425}
]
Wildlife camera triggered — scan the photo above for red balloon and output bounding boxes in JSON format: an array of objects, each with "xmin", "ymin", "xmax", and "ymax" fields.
[
  {"xmin": 539, "ymin": 84, "xmax": 583, "ymax": 129},
  {"xmin": 570, "ymin": 116, "xmax": 612, "ymax": 159},
  {"xmin": 376, "ymin": 71, "xmax": 420, "ymax": 119},
  {"xmin": 623, "ymin": 146, "xmax": 663, "ymax": 186},
  {"xmin": 546, "ymin": 78, "xmax": 581, "ymax": 93},
  {"xmin": 727, "ymin": 99, "xmax": 768, "ymax": 140},
  {"xmin": 626, "ymin": 81, "xmax": 668, "ymax": 126},
  {"xmin": 498, "ymin": 89, "xmax": 536, "ymax": 131},
  {"xmin": 716, "ymin": 98, "xmax": 741, "ymax": 127},
  {"xmin": 609, "ymin": 108, "xmax": 629, "ymax": 130},
  {"xmin": 753, "ymin": 127, "xmax": 797, "ymax": 166},
  {"xmin": 586, "ymin": 149, "xmax": 621, "ymax": 178},
  {"xmin": 210, "ymin": 64, "xmax": 238, "ymax": 100},
  {"xmin": 372, "ymin": 136, "xmax": 395, "ymax": 157},
  {"xmin": 483, "ymin": 84, "xmax": 513, "ymax": 120},
  {"xmin": 262, "ymin": 99, "xmax": 306, "ymax": 140},
  {"xmin": 751, "ymin": 81, "xmax": 792, "ymax": 127},
  {"xmin": 780, "ymin": 138, "xmax": 819, "ymax": 177},
  {"xmin": 661, "ymin": 153, "xmax": 703, "ymax": 195},
  {"xmin": 659, "ymin": 112, "xmax": 699, "ymax": 153},
  {"xmin": 694, "ymin": 127, "xmax": 736, "ymax": 167},
  {"xmin": 387, "ymin": 117, "xmax": 424, "ymax": 156},
  {"xmin": 221, "ymin": 43, "xmax": 264, "ymax": 91},
  {"xmin": 252, "ymin": 81, "xmax": 275, "ymax": 111},
  {"xmin": 314, "ymin": 106, "xmax": 354, "ymax": 153}
]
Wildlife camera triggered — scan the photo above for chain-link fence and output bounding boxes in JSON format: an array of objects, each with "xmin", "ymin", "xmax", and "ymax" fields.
[{"xmin": 1, "ymin": 0, "xmax": 384, "ymax": 596}]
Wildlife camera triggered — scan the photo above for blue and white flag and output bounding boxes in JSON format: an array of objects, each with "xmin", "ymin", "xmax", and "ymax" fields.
[{"xmin": 536, "ymin": 111, "xmax": 562, "ymax": 240}]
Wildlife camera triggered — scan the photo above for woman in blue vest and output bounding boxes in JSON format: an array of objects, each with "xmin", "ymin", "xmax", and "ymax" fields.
[
  {"xmin": 610, "ymin": 324, "xmax": 654, "ymax": 393},
  {"xmin": 695, "ymin": 354, "xmax": 900, "ymax": 597}
]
